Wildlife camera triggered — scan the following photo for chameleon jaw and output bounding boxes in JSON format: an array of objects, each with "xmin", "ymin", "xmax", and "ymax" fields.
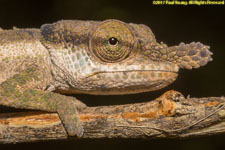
[{"xmin": 69, "ymin": 70, "xmax": 178, "ymax": 95}]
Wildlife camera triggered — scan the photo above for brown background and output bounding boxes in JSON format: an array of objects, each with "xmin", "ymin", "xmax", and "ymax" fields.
[{"xmin": 0, "ymin": 0, "xmax": 225, "ymax": 150}]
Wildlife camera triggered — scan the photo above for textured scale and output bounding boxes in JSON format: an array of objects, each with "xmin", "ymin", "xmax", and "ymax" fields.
[
  {"xmin": 90, "ymin": 20, "xmax": 135, "ymax": 62},
  {"xmin": 0, "ymin": 19, "xmax": 213, "ymax": 136}
]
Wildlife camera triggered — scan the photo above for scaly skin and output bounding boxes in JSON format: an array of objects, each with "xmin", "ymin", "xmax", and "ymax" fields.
[{"xmin": 0, "ymin": 19, "xmax": 213, "ymax": 136}]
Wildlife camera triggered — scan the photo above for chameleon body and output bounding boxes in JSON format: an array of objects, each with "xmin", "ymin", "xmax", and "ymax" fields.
[{"xmin": 0, "ymin": 19, "xmax": 212, "ymax": 136}]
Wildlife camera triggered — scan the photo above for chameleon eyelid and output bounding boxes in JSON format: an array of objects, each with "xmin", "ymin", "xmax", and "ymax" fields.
[{"xmin": 89, "ymin": 20, "xmax": 136, "ymax": 63}]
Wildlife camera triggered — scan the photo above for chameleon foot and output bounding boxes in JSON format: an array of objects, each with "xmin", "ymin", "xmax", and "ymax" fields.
[{"xmin": 56, "ymin": 97, "xmax": 84, "ymax": 137}]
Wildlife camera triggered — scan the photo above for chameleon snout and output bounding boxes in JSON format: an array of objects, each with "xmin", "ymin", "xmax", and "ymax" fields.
[
  {"xmin": 142, "ymin": 41, "xmax": 213, "ymax": 70},
  {"xmin": 167, "ymin": 42, "xmax": 213, "ymax": 70}
]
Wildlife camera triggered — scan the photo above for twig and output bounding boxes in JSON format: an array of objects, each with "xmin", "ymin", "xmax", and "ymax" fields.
[{"xmin": 1, "ymin": 92, "xmax": 225, "ymax": 143}]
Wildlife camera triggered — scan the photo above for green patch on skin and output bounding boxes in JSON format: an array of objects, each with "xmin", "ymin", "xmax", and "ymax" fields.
[
  {"xmin": 0, "ymin": 66, "xmax": 48, "ymax": 108},
  {"xmin": 14, "ymin": 91, "xmax": 22, "ymax": 98},
  {"xmin": 162, "ymin": 55, "xmax": 167, "ymax": 60},
  {"xmin": 0, "ymin": 67, "xmax": 40, "ymax": 97},
  {"xmin": 72, "ymin": 47, "xmax": 76, "ymax": 52},
  {"xmin": 29, "ymin": 89, "xmax": 37, "ymax": 96},
  {"xmin": 41, "ymin": 92, "xmax": 52, "ymax": 102},
  {"xmin": 2, "ymin": 56, "xmax": 8, "ymax": 62},
  {"xmin": 0, "ymin": 72, "xmax": 56, "ymax": 111},
  {"xmin": 14, "ymin": 74, "xmax": 27, "ymax": 85},
  {"xmin": 137, "ymin": 43, "xmax": 142, "ymax": 49},
  {"xmin": 22, "ymin": 90, "xmax": 30, "ymax": 101},
  {"xmin": 1, "ymin": 81, "xmax": 15, "ymax": 95},
  {"xmin": 76, "ymin": 53, "xmax": 81, "ymax": 60},
  {"xmin": 20, "ymin": 93, "xmax": 29, "ymax": 103},
  {"xmin": 160, "ymin": 49, "xmax": 167, "ymax": 54},
  {"xmin": 26, "ymin": 67, "xmax": 36, "ymax": 73}
]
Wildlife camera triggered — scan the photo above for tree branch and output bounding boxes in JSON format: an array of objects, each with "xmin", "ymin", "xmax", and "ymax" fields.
[{"xmin": 0, "ymin": 91, "xmax": 225, "ymax": 143}]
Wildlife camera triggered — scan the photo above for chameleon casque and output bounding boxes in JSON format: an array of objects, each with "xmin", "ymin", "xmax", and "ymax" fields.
[{"xmin": 0, "ymin": 19, "xmax": 212, "ymax": 137}]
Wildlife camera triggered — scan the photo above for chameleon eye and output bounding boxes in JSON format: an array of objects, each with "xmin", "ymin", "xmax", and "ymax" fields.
[
  {"xmin": 89, "ymin": 20, "xmax": 136, "ymax": 63},
  {"xmin": 108, "ymin": 37, "xmax": 118, "ymax": 46}
]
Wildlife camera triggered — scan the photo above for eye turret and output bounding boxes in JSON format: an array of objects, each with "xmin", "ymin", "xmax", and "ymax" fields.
[{"xmin": 89, "ymin": 20, "xmax": 136, "ymax": 63}]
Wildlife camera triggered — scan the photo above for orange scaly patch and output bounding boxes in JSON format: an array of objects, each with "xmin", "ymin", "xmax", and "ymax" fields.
[{"xmin": 204, "ymin": 101, "xmax": 219, "ymax": 107}]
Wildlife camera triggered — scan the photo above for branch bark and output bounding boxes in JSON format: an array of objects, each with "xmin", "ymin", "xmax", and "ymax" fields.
[{"xmin": 0, "ymin": 91, "xmax": 225, "ymax": 143}]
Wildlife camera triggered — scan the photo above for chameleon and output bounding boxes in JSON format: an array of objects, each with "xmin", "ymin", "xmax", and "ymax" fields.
[{"xmin": 0, "ymin": 19, "xmax": 212, "ymax": 137}]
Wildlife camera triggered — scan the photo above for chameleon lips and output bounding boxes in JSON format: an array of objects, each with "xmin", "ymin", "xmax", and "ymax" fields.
[
  {"xmin": 94, "ymin": 60, "xmax": 180, "ymax": 75},
  {"xmin": 78, "ymin": 70, "xmax": 178, "ymax": 95}
]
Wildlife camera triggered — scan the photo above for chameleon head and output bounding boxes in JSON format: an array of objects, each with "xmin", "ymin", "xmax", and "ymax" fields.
[{"xmin": 41, "ymin": 19, "xmax": 212, "ymax": 95}]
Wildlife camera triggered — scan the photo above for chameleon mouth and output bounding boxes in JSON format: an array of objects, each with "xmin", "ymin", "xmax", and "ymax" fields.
[
  {"xmin": 101, "ymin": 69, "xmax": 178, "ymax": 73},
  {"xmin": 85, "ymin": 69, "xmax": 178, "ymax": 79},
  {"xmin": 81, "ymin": 70, "xmax": 178, "ymax": 95},
  {"xmin": 87, "ymin": 60, "xmax": 180, "ymax": 78}
]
